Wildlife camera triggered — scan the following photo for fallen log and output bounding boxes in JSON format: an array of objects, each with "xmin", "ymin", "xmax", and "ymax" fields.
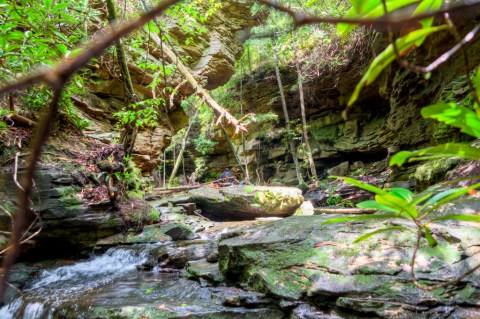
[
  {"xmin": 314, "ymin": 208, "xmax": 377, "ymax": 215},
  {"xmin": 5, "ymin": 114, "xmax": 36, "ymax": 127}
]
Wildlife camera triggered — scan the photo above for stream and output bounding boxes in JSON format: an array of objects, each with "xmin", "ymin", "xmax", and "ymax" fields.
[{"xmin": 0, "ymin": 242, "xmax": 282, "ymax": 319}]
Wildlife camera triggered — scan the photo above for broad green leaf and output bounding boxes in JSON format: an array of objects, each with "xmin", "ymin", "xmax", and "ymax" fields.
[
  {"xmin": 389, "ymin": 188, "xmax": 414, "ymax": 201},
  {"xmin": 422, "ymin": 226, "xmax": 437, "ymax": 247},
  {"xmin": 429, "ymin": 183, "xmax": 480, "ymax": 212},
  {"xmin": 322, "ymin": 214, "xmax": 401, "ymax": 225},
  {"xmin": 430, "ymin": 214, "xmax": 480, "ymax": 223},
  {"xmin": 44, "ymin": 0, "xmax": 53, "ymax": 10},
  {"xmin": 52, "ymin": 3, "xmax": 69, "ymax": 12},
  {"xmin": 390, "ymin": 143, "xmax": 480, "ymax": 167},
  {"xmin": 411, "ymin": 192, "xmax": 433, "ymax": 206},
  {"xmin": 414, "ymin": 0, "xmax": 443, "ymax": 29},
  {"xmin": 56, "ymin": 44, "xmax": 68, "ymax": 56},
  {"xmin": 422, "ymin": 187, "xmax": 465, "ymax": 208},
  {"xmin": 331, "ymin": 176, "xmax": 388, "ymax": 195},
  {"xmin": 348, "ymin": 25, "xmax": 447, "ymax": 106},
  {"xmin": 376, "ymin": 194, "xmax": 417, "ymax": 218},
  {"xmin": 337, "ymin": 0, "xmax": 420, "ymax": 36},
  {"xmin": 421, "ymin": 103, "xmax": 480, "ymax": 138},
  {"xmin": 357, "ymin": 200, "xmax": 399, "ymax": 213},
  {"xmin": 353, "ymin": 226, "xmax": 406, "ymax": 243}
]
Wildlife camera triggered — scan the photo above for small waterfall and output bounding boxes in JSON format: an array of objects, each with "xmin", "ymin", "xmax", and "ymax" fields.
[{"xmin": 0, "ymin": 246, "xmax": 153, "ymax": 319}]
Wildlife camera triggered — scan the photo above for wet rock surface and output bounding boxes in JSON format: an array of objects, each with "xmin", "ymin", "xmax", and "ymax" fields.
[
  {"xmin": 2, "ymin": 185, "xmax": 480, "ymax": 318},
  {"xmin": 218, "ymin": 211, "xmax": 480, "ymax": 318}
]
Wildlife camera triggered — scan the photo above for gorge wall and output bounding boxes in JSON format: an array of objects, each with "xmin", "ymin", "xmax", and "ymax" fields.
[{"xmin": 199, "ymin": 18, "xmax": 480, "ymax": 185}]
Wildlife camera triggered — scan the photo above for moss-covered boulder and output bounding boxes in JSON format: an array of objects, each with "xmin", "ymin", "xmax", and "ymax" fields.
[
  {"xmin": 218, "ymin": 212, "xmax": 480, "ymax": 318},
  {"xmin": 188, "ymin": 186, "xmax": 303, "ymax": 221}
]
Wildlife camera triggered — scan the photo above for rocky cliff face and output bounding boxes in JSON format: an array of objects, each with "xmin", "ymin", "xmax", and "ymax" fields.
[
  {"xmin": 76, "ymin": 0, "xmax": 259, "ymax": 173},
  {"xmin": 201, "ymin": 20, "xmax": 480, "ymax": 184}
]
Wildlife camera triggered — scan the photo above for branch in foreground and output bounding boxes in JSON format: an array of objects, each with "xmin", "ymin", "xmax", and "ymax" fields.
[
  {"xmin": 257, "ymin": 0, "xmax": 480, "ymax": 29},
  {"xmin": 0, "ymin": 0, "xmax": 183, "ymax": 299},
  {"xmin": 0, "ymin": 0, "xmax": 181, "ymax": 96}
]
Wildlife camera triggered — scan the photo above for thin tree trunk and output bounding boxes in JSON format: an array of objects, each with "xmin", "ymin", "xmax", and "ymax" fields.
[
  {"xmin": 239, "ymin": 60, "xmax": 250, "ymax": 181},
  {"xmin": 296, "ymin": 62, "xmax": 318, "ymax": 185},
  {"xmin": 220, "ymin": 124, "xmax": 248, "ymax": 178},
  {"xmin": 272, "ymin": 39, "xmax": 304, "ymax": 185},
  {"xmin": 106, "ymin": 0, "xmax": 137, "ymax": 156},
  {"xmin": 8, "ymin": 94, "xmax": 15, "ymax": 112},
  {"xmin": 163, "ymin": 149, "xmax": 166, "ymax": 187},
  {"xmin": 168, "ymin": 109, "xmax": 199, "ymax": 184}
]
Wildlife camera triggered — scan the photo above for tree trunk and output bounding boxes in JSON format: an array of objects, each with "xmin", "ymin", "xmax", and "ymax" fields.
[
  {"xmin": 106, "ymin": 0, "xmax": 137, "ymax": 156},
  {"xmin": 220, "ymin": 124, "xmax": 248, "ymax": 178},
  {"xmin": 8, "ymin": 94, "xmax": 15, "ymax": 112},
  {"xmin": 168, "ymin": 109, "xmax": 199, "ymax": 184},
  {"xmin": 239, "ymin": 61, "xmax": 250, "ymax": 181},
  {"xmin": 272, "ymin": 40, "xmax": 304, "ymax": 185},
  {"xmin": 296, "ymin": 62, "xmax": 318, "ymax": 185}
]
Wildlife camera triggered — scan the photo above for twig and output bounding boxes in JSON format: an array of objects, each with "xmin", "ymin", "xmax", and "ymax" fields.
[
  {"xmin": 13, "ymin": 153, "xmax": 24, "ymax": 192},
  {"xmin": 411, "ymin": 228, "xmax": 480, "ymax": 291},
  {"xmin": 256, "ymin": 0, "xmax": 480, "ymax": 29}
]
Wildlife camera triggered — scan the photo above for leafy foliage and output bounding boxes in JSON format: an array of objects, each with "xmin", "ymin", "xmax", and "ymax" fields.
[
  {"xmin": 326, "ymin": 177, "xmax": 480, "ymax": 247},
  {"xmin": 114, "ymin": 98, "xmax": 166, "ymax": 129}
]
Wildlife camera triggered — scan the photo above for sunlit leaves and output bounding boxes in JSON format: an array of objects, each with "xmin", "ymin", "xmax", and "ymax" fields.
[
  {"xmin": 353, "ymin": 226, "xmax": 406, "ymax": 243},
  {"xmin": 421, "ymin": 103, "xmax": 480, "ymax": 138},
  {"xmin": 347, "ymin": 25, "xmax": 448, "ymax": 106},
  {"xmin": 0, "ymin": 0, "xmax": 96, "ymax": 81},
  {"xmin": 337, "ymin": 0, "xmax": 420, "ymax": 37},
  {"xmin": 327, "ymin": 176, "xmax": 480, "ymax": 246},
  {"xmin": 390, "ymin": 143, "xmax": 480, "ymax": 166}
]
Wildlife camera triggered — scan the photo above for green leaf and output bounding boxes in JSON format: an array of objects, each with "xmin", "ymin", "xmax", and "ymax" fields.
[
  {"xmin": 376, "ymin": 194, "xmax": 417, "ymax": 218},
  {"xmin": 52, "ymin": 3, "xmax": 69, "ymax": 12},
  {"xmin": 411, "ymin": 192, "xmax": 433, "ymax": 206},
  {"xmin": 353, "ymin": 226, "xmax": 406, "ymax": 243},
  {"xmin": 421, "ymin": 103, "xmax": 480, "ymax": 138},
  {"xmin": 337, "ymin": 0, "xmax": 420, "ymax": 36},
  {"xmin": 430, "ymin": 214, "xmax": 480, "ymax": 223},
  {"xmin": 357, "ymin": 200, "xmax": 399, "ymax": 213},
  {"xmin": 422, "ymin": 187, "xmax": 465, "ymax": 208},
  {"xmin": 44, "ymin": 0, "xmax": 53, "ymax": 10},
  {"xmin": 389, "ymin": 188, "xmax": 414, "ymax": 201},
  {"xmin": 322, "ymin": 214, "xmax": 402, "ymax": 225},
  {"xmin": 347, "ymin": 25, "xmax": 447, "ymax": 106},
  {"xmin": 414, "ymin": 0, "xmax": 443, "ymax": 29},
  {"xmin": 390, "ymin": 143, "xmax": 480, "ymax": 167},
  {"xmin": 422, "ymin": 226, "xmax": 437, "ymax": 247},
  {"xmin": 429, "ymin": 183, "xmax": 480, "ymax": 212},
  {"xmin": 56, "ymin": 44, "xmax": 68, "ymax": 56},
  {"xmin": 331, "ymin": 176, "xmax": 388, "ymax": 195}
]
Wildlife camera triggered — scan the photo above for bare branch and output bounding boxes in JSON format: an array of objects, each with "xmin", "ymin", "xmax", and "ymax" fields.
[
  {"xmin": 256, "ymin": 0, "xmax": 480, "ymax": 29},
  {"xmin": 0, "ymin": 0, "xmax": 185, "ymax": 298}
]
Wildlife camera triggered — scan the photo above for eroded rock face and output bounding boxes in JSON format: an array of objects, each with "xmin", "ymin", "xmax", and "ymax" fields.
[
  {"xmin": 0, "ymin": 168, "xmax": 123, "ymax": 259},
  {"xmin": 218, "ymin": 211, "xmax": 480, "ymax": 318},
  {"xmin": 188, "ymin": 186, "xmax": 304, "ymax": 221},
  {"xmin": 78, "ymin": 1, "xmax": 258, "ymax": 173}
]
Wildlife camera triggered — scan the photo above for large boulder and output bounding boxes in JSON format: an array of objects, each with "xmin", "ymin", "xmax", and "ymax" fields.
[
  {"xmin": 188, "ymin": 186, "xmax": 304, "ymax": 221},
  {"xmin": 218, "ymin": 204, "xmax": 480, "ymax": 318}
]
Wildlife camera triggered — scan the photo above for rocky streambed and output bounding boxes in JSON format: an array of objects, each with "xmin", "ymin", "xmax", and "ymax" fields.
[{"xmin": 1, "ymin": 182, "xmax": 480, "ymax": 318}]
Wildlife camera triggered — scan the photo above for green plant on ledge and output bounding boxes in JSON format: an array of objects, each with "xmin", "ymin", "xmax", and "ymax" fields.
[{"xmin": 325, "ymin": 176, "xmax": 480, "ymax": 291}]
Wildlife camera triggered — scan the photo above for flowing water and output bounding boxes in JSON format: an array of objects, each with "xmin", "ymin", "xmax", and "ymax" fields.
[
  {"xmin": 0, "ymin": 245, "xmax": 155, "ymax": 319},
  {"xmin": 0, "ymin": 243, "xmax": 281, "ymax": 319}
]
